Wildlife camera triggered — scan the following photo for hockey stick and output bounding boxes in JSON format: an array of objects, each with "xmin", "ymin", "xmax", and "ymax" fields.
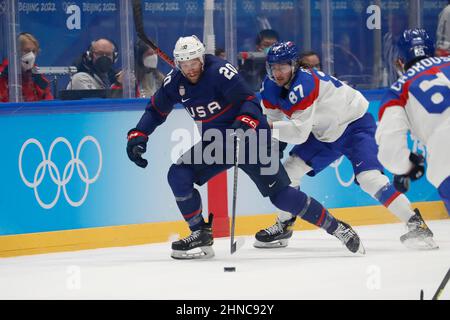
[
  {"xmin": 432, "ymin": 267, "xmax": 450, "ymax": 300},
  {"xmin": 230, "ymin": 135, "xmax": 245, "ymax": 254},
  {"xmin": 131, "ymin": 0, "xmax": 175, "ymax": 67}
]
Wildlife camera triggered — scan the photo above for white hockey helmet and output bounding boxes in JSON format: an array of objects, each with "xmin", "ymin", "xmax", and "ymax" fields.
[{"xmin": 173, "ymin": 35, "xmax": 206, "ymax": 68}]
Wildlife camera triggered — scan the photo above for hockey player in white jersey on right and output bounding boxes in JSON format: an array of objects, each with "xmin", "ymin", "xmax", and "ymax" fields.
[
  {"xmin": 254, "ymin": 41, "xmax": 438, "ymax": 250},
  {"xmin": 376, "ymin": 28, "xmax": 450, "ymax": 218}
]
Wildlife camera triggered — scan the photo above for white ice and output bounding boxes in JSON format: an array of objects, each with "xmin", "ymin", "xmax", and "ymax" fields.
[{"xmin": 1, "ymin": 220, "xmax": 449, "ymax": 300}]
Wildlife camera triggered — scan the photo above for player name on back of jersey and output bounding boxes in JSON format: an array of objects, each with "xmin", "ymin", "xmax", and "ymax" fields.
[{"xmin": 392, "ymin": 56, "xmax": 450, "ymax": 92}]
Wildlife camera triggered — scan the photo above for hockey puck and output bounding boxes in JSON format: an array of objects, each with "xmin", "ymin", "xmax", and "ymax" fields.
[{"xmin": 224, "ymin": 267, "xmax": 236, "ymax": 272}]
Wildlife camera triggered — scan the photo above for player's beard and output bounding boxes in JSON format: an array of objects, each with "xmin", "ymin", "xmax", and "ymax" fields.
[
  {"xmin": 186, "ymin": 72, "xmax": 202, "ymax": 84},
  {"xmin": 181, "ymin": 65, "xmax": 203, "ymax": 84},
  {"xmin": 275, "ymin": 76, "xmax": 291, "ymax": 88}
]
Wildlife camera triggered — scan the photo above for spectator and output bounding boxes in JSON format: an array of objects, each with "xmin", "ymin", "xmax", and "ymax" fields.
[
  {"xmin": 67, "ymin": 38, "xmax": 120, "ymax": 90},
  {"xmin": 334, "ymin": 33, "xmax": 363, "ymax": 78},
  {"xmin": 299, "ymin": 51, "xmax": 322, "ymax": 70},
  {"xmin": 133, "ymin": 39, "xmax": 165, "ymax": 98},
  {"xmin": 436, "ymin": 1, "xmax": 450, "ymax": 57},
  {"xmin": 0, "ymin": 32, "xmax": 53, "ymax": 102},
  {"xmin": 214, "ymin": 48, "xmax": 226, "ymax": 60},
  {"xmin": 240, "ymin": 29, "xmax": 280, "ymax": 91},
  {"xmin": 383, "ymin": 14, "xmax": 408, "ymax": 84},
  {"xmin": 256, "ymin": 29, "xmax": 280, "ymax": 53}
]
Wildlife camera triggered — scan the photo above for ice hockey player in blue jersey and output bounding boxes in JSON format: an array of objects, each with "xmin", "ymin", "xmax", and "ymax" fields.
[
  {"xmin": 255, "ymin": 41, "xmax": 437, "ymax": 250},
  {"xmin": 376, "ymin": 28, "xmax": 450, "ymax": 218},
  {"xmin": 126, "ymin": 35, "xmax": 365, "ymax": 259}
]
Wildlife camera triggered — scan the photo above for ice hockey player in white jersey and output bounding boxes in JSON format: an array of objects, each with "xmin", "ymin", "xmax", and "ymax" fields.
[
  {"xmin": 255, "ymin": 41, "xmax": 438, "ymax": 250},
  {"xmin": 376, "ymin": 28, "xmax": 450, "ymax": 219}
]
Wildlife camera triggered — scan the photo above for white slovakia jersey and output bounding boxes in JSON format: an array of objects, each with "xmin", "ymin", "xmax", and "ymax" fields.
[
  {"xmin": 376, "ymin": 56, "xmax": 450, "ymax": 187},
  {"xmin": 260, "ymin": 68, "xmax": 368, "ymax": 145}
]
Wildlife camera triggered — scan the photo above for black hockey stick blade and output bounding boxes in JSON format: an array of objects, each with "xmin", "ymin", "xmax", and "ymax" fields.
[
  {"xmin": 231, "ymin": 237, "xmax": 245, "ymax": 254},
  {"xmin": 432, "ymin": 267, "xmax": 450, "ymax": 300},
  {"xmin": 131, "ymin": 0, "xmax": 175, "ymax": 67}
]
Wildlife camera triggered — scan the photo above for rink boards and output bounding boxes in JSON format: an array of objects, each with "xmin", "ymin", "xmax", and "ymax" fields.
[{"xmin": 0, "ymin": 95, "xmax": 448, "ymax": 257}]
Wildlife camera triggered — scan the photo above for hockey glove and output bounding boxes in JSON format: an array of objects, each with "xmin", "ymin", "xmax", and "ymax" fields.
[
  {"xmin": 231, "ymin": 114, "xmax": 260, "ymax": 148},
  {"xmin": 277, "ymin": 141, "xmax": 288, "ymax": 160},
  {"xmin": 127, "ymin": 129, "xmax": 149, "ymax": 168},
  {"xmin": 393, "ymin": 153, "xmax": 425, "ymax": 193},
  {"xmin": 231, "ymin": 114, "xmax": 260, "ymax": 132}
]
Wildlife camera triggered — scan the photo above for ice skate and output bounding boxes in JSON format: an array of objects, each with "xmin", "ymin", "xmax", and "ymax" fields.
[
  {"xmin": 171, "ymin": 214, "xmax": 214, "ymax": 259},
  {"xmin": 254, "ymin": 217, "xmax": 296, "ymax": 248},
  {"xmin": 400, "ymin": 208, "xmax": 438, "ymax": 250},
  {"xmin": 332, "ymin": 220, "xmax": 366, "ymax": 254}
]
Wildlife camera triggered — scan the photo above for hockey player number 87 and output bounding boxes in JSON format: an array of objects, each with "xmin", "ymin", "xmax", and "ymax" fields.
[
  {"xmin": 289, "ymin": 84, "xmax": 304, "ymax": 104},
  {"xmin": 219, "ymin": 63, "xmax": 238, "ymax": 80}
]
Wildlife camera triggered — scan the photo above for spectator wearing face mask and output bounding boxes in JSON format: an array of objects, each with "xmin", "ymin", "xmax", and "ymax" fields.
[
  {"xmin": 239, "ymin": 29, "xmax": 280, "ymax": 91},
  {"xmin": 299, "ymin": 51, "xmax": 322, "ymax": 70},
  {"xmin": 0, "ymin": 32, "xmax": 53, "ymax": 102},
  {"xmin": 133, "ymin": 39, "xmax": 165, "ymax": 98},
  {"xmin": 111, "ymin": 39, "xmax": 165, "ymax": 98},
  {"xmin": 256, "ymin": 29, "xmax": 280, "ymax": 54},
  {"xmin": 67, "ymin": 38, "xmax": 120, "ymax": 90}
]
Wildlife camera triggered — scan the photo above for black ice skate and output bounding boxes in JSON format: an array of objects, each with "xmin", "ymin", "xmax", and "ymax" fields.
[
  {"xmin": 254, "ymin": 217, "xmax": 297, "ymax": 248},
  {"xmin": 332, "ymin": 220, "xmax": 366, "ymax": 254},
  {"xmin": 400, "ymin": 208, "xmax": 438, "ymax": 250},
  {"xmin": 171, "ymin": 214, "xmax": 214, "ymax": 259}
]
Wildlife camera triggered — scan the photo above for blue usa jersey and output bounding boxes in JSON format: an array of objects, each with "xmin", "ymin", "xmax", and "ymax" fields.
[{"xmin": 136, "ymin": 55, "xmax": 264, "ymax": 134}]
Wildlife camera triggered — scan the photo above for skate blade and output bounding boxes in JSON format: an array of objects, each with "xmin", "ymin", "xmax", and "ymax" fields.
[
  {"xmin": 356, "ymin": 241, "xmax": 366, "ymax": 255},
  {"xmin": 253, "ymin": 239, "xmax": 289, "ymax": 249},
  {"xmin": 401, "ymin": 237, "xmax": 439, "ymax": 250},
  {"xmin": 171, "ymin": 246, "xmax": 215, "ymax": 260}
]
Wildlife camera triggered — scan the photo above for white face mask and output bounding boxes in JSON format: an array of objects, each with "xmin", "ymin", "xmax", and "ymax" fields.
[
  {"xmin": 21, "ymin": 52, "xmax": 36, "ymax": 71},
  {"xmin": 143, "ymin": 54, "xmax": 158, "ymax": 69}
]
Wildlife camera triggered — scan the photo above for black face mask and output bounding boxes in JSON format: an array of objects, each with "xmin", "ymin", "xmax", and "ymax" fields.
[{"xmin": 94, "ymin": 56, "xmax": 113, "ymax": 73}]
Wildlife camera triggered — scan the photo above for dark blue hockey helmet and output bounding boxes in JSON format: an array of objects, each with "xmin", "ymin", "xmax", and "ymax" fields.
[
  {"xmin": 266, "ymin": 41, "xmax": 299, "ymax": 82},
  {"xmin": 267, "ymin": 41, "xmax": 299, "ymax": 64},
  {"xmin": 397, "ymin": 28, "xmax": 434, "ymax": 65}
]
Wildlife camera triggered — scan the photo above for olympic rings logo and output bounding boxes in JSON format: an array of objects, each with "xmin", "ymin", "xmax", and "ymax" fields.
[
  {"xmin": 18, "ymin": 136, "xmax": 102, "ymax": 209},
  {"xmin": 330, "ymin": 155, "xmax": 355, "ymax": 187}
]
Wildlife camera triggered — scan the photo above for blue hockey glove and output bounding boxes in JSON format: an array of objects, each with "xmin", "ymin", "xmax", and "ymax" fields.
[{"xmin": 127, "ymin": 129, "xmax": 149, "ymax": 168}]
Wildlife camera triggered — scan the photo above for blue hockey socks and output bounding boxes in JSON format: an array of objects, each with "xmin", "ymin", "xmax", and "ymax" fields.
[
  {"xmin": 167, "ymin": 165, "xmax": 205, "ymax": 231},
  {"xmin": 175, "ymin": 188, "xmax": 205, "ymax": 231},
  {"xmin": 374, "ymin": 183, "xmax": 401, "ymax": 207},
  {"xmin": 270, "ymin": 186, "xmax": 338, "ymax": 234}
]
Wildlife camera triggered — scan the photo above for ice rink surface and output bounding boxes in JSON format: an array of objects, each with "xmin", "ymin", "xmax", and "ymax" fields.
[{"xmin": 1, "ymin": 220, "xmax": 449, "ymax": 300}]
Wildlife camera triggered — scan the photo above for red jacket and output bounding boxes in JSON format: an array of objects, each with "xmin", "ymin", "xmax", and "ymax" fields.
[{"xmin": 0, "ymin": 59, "xmax": 53, "ymax": 102}]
